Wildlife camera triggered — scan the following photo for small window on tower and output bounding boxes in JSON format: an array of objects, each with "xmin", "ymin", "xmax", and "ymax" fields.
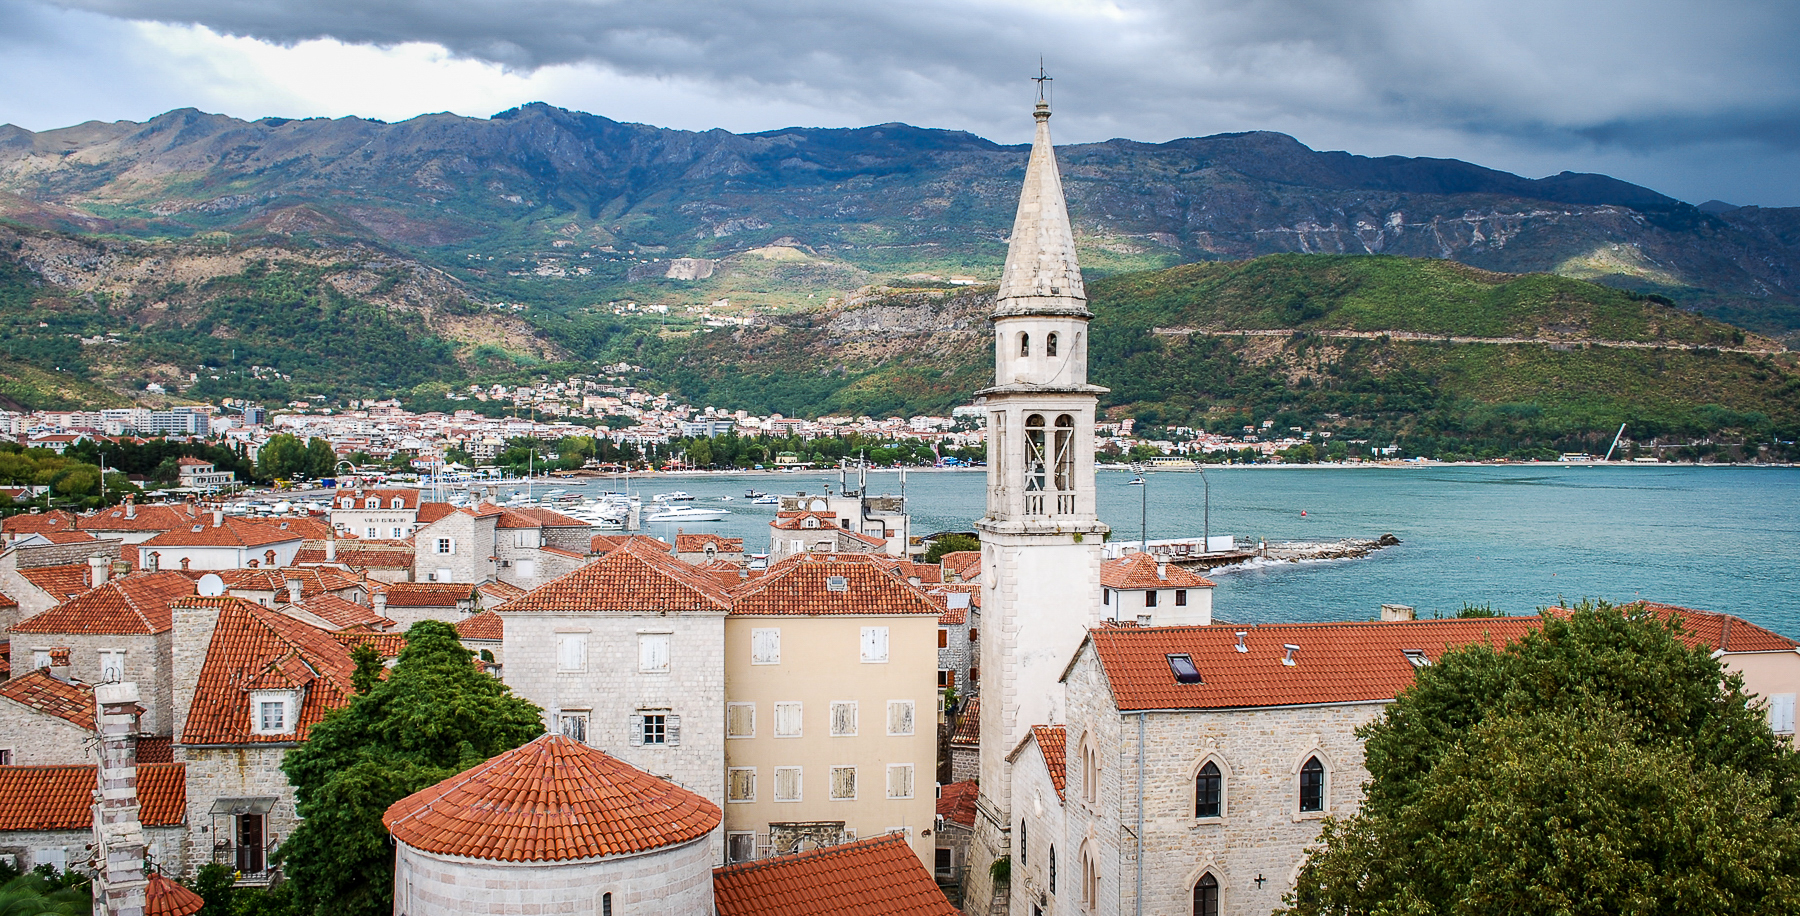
[
  {"xmin": 1019, "ymin": 333, "xmax": 1030, "ymax": 357},
  {"xmin": 1046, "ymin": 332, "xmax": 1058, "ymax": 357}
]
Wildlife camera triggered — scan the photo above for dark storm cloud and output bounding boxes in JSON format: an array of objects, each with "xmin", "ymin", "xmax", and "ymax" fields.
[{"xmin": 25, "ymin": 0, "xmax": 1800, "ymax": 204}]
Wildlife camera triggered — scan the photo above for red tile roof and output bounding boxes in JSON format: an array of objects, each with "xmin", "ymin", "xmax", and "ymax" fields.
[
  {"xmin": 332, "ymin": 631, "xmax": 407, "ymax": 659},
  {"xmin": 384, "ymin": 734, "xmax": 720, "ymax": 862},
  {"xmin": 476, "ymin": 580, "xmax": 526, "ymax": 605},
  {"xmin": 499, "ymin": 507, "xmax": 591, "ymax": 528},
  {"xmin": 675, "ymin": 533, "xmax": 744, "ymax": 554},
  {"xmin": 1032, "ymin": 725, "xmax": 1067, "ymax": 801},
  {"xmin": 0, "ymin": 762, "xmax": 185, "ymax": 829},
  {"xmin": 456, "ymin": 610, "xmax": 504, "ymax": 641},
  {"xmin": 35, "ymin": 530, "xmax": 99, "ymax": 544},
  {"xmin": 293, "ymin": 539, "xmax": 415, "ymax": 569},
  {"xmin": 938, "ymin": 551, "xmax": 982, "ymax": 583},
  {"xmin": 219, "ymin": 567, "xmax": 365, "ymax": 597},
  {"xmin": 146, "ymin": 873, "xmax": 204, "ymax": 916},
  {"xmin": 180, "ymin": 597, "xmax": 356, "ymax": 745},
  {"xmin": 11, "ymin": 572, "xmax": 197, "ymax": 635},
  {"xmin": 17, "ymin": 564, "xmax": 95, "ymax": 603},
  {"xmin": 771, "ymin": 511, "xmax": 839, "ymax": 531},
  {"xmin": 504, "ymin": 539, "xmax": 732, "ymax": 614},
  {"xmin": 3, "ymin": 510, "xmax": 78, "ymax": 535},
  {"xmin": 1100, "ymin": 551, "xmax": 1216, "ymax": 590},
  {"xmin": 296, "ymin": 594, "xmax": 390, "ymax": 630},
  {"xmin": 713, "ymin": 834, "xmax": 957, "ymax": 916},
  {"xmin": 139, "ymin": 516, "xmax": 306, "ymax": 548},
  {"xmin": 380, "ymin": 582, "xmax": 478, "ymax": 607},
  {"xmin": 78, "ymin": 503, "xmax": 203, "ymax": 534},
  {"xmin": 415, "ymin": 502, "xmax": 456, "ymax": 524},
  {"xmin": 729, "ymin": 554, "xmax": 942, "ymax": 617},
  {"xmin": 174, "ymin": 457, "xmax": 211, "ymax": 467},
  {"xmin": 1637, "ymin": 602, "xmax": 1800, "ymax": 652},
  {"xmin": 949, "ymin": 698, "xmax": 979, "ymax": 746},
  {"xmin": 936, "ymin": 780, "xmax": 978, "ymax": 828},
  {"xmin": 0, "ymin": 669, "xmax": 95, "ymax": 729},
  {"xmin": 138, "ymin": 736, "xmax": 173, "ymax": 764},
  {"xmin": 330, "ymin": 489, "xmax": 422, "ymax": 511}
]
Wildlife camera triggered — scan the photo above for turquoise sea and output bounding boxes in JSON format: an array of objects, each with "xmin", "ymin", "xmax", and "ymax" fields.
[{"xmin": 553, "ymin": 465, "xmax": 1800, "ymax": 637}]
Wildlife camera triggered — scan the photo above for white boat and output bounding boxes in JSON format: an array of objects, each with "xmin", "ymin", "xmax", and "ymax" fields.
[
  {"xmin": 644, "ymin": 505, "xmax": 729, "ymax": 523},
  {"xmin": 653, "ymin": 491, "xmax": 695, "ymax": 503}
]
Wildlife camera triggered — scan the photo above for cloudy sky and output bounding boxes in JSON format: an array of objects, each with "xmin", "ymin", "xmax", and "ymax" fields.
[{"xmin": 3, "ymin": 0, "xmax": 1797, "ymax": 206}]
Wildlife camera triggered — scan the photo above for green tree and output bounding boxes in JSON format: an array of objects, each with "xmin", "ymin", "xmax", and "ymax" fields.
[
  {"xmin": 257, "ymin": 434, "xmax": 306, "ymax": 481},
  {"xmin": 925, "ymin": 533, "xmax": 980, "ymax": 563},
  {"xmin": 182, "ymin": 862, "xmax": 237, "ymax": 916},
  {"xmin": 280, "ymin": 621, "xmax": 544, "ymax": 916},
  {"xmin": 0, "ymin": 870, "xmax": 90, "ymax": 916},
  {"xmin": 1284, "ymin": 601, "xmax": 1800, "ymax": 916},
  {"xmin": 303, "ymin": 438, "xmax": 337, "ymax": 479}
]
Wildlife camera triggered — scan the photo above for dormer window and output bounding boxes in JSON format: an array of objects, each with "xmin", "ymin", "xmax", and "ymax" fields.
[
  {"xmin": 1167, "ymin": 654, "xmax": 1202, "ymax": 684},
  {"xmin": 826, "ymin": 576, "xmax": 849, "ymax": 592},
  {"xmin": 250, "ymin": 690, "xmax": 299, "ymax": 736},
  {"xmin": 365, "ymin": 497, "xmax": 379, "ymax": 508},
  {"xmin": 1402, "ymin": 649, "xmax": 1430, "ymax": 668},
  {"xmin": 803, "ymin": 517, "xmax": 820, "ymax": 529},
  {"xmin": 390, "ymin": 498, "xmax": 404, "ymax": 509}
]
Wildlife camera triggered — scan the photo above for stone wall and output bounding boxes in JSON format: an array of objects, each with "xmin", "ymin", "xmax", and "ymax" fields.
[
  {"xmin": 1061, "ymin": 643, "xmax": 1387, "ymax": 916},
  {"xmin": 0, "ymin": 539, "xmax": 121, "ymax": 622},
  {"xmin": 413, "ymin": 513, "xmax": 495, "ymax": 584},
  {"xmin": 0, "ymin": 701, "xmax": 92, "ymax": 764},
  {"xmin": 395, "ymin": 834, "xmax": 714, "ymax": 916},
  {"xmin": 175, "ymin": 745, "xmax": 299, "ymax": 877},
  {"xmin": 1009, "ymin": 737, "xmax": 1067, "ymax": 916},
  {"xmin": 0, "ymin": 826, "xmax": 185, "ymax": 874},
  {"xmin": 18, "ymin": 633, "xmax": 172, "ymax": 735}
]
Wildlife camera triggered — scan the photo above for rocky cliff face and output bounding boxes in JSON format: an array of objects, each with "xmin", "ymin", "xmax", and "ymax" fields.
[{"xmin": 2, "ymin": 103, "xmax": 1798, "ymax": 339}]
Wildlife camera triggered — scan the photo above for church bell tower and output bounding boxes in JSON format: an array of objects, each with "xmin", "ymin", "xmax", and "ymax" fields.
[{"xmin": 968, "ymin": 95, "xmax": 1108, "ymax": 904}]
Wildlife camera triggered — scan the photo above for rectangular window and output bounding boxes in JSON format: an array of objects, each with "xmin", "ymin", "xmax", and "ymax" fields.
[
  {"xmin": 938, "ymin": 669, "xmax": 950, "ymax": 688},
  {"xmin": 392, "ymin": 527, "xmax": 404, "ymax": 539},
  {"xmin": 98, "ymin": 650, "xmax": 125, "ymax": 683},
  {"xmin": 937, "ymin": 628, "xmax": 949, "ymax": 648},
  {"xmin": 31, "ymin": 649, "xmax": 50, "ymax": 670},
  {"xmin": 1176, "ymin": 589, "xmax": 1188, "ymax": 606},
  {"xmin": 1773, "ymin": 694, "xmax": 1797, "ymax": 735},
  {"xmin": 1103, "ymin": 588, "xmax": 1112, "ymax": 606},
  {"xmin": 830, "ymin": 766, "xmax": 857, "ymax": 800},
  {"xmin": 830, "ymin": 701, "xmax": 858, "ymax": 736},
  {"xmin": 639, "ymin": 633, "xmax": 671, "ymax": 674},
  {"xmin": 886, "ymin": 763, "xmax": 915, "ymax": 799},
  {"xmin": 641, "ymin": 713, "xmax": 668, "ymax": 745},
  {"xmin": 435, "ymin": 538, "xmax": 454, "ymax": 555},
  {"xmin": 727, "ymin": 768, "xmax": 756, "ymax": 802},
  {"xmin": 258, "ymin": 700, "xmax": 286, "ymax": 732},
  {"xmin": 751, "ymin": 628, "xmax": 781, "ymax": 665},
  {"xmin": 774, "ymin": 702, "xmax": 803, "ymax": 738},
  {"xmin": 861, "ymin": 626, "xmax": 889, "ymax": 663},
  {"xmin": 887, "ymin": 700, "xmax": 915, "ymax": 736},
  {"xmin": 727, "ymin": 832, "xmax": 756, "ymax": 863},
  {"xmin": 1145, "ymin": 590, "xmax": 1159, "ymax": 608},
  {"xmin": 0, "ymin": 750, "xmax": 10, "ymax": 765},
  {"xmin": 366, "ymin": 526, "xmax": 378, "ymax": 539},
  {"xmin": 726, "ymin": 702, "xmax": 756, "ymax": 738},
  {"xmin": 556, "ymin": 634, "xmax": 587, "ymax": 672},
  {"xmin": 559, "ymin": 711, "xmax": 589, "ymax": 744},
  {"xmin": 774, "ymin": 766, "xmax": 803, "ymax": 802}
]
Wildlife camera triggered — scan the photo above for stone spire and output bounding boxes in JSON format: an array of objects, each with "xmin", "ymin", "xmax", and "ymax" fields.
[{"xmin": 995, "ymin": 100, "xmax": 1088, "ymax": 316}]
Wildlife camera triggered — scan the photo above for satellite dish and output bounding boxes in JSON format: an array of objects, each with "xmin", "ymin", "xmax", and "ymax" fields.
[{"xmin": 196, "ymin": 574, "xmax": 225, "ymax": 597}]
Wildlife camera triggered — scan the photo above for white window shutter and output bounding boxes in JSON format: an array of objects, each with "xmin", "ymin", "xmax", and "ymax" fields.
[
  {"xmin": 667, "ymin": 714, "xmax": 681, "ymax": 746},
  {"xmin": 1773, "ymin": 694, "xmax": 1796, "ymax": 734},
  {"xmin": 629, "ymin": 714, "xmax": 643, "ymax": 746}
]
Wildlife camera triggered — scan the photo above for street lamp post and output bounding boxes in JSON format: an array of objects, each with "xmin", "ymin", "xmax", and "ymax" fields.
[{"xmin": 1198, "ymin": 465, "xmax": 1210, "ymax": 550}]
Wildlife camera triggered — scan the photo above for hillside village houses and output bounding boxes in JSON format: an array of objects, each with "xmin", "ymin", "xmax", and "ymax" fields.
[{"xmin": 0, "ymin": 98, "xmax": 1795, "ymax": 916}]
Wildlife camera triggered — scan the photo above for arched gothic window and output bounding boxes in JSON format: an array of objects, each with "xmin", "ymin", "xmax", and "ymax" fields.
[
  {"xmin": 1081, "ymin": 735, "xmax": 1099, "ymax": 803},
  {"xmin": 1049, "ymin": 843, "xmax": 1056, "ymax": 894},
  {"xmin": 1024, "ymin": 414, "xmax": 1048, "ymax": 494},
  {"xmin": 1019, "ymin": 333, "xmax": 1030, "ymax": 358},
  {"xmin": 1053, "ymin": 414, "xmax": 1075, "ymax": 493},
  {"xmin": 1194, "ymin": 873, "xmax": 1220, "ymax": 916},
  {"xmin": 1080, "ymin": 843, "xmax": 1101, "ymax": 907},
  {"xmin": 1046, "ymin": 332, "xmax": 1059, "ymax": 357},
  {"xmin": 1195, "ymin": 761, "xmax": 1222, "ymax": 818},
  {"xmin": 1300, "ymin": 756, "xmax": 1326, "ymax": 812}
]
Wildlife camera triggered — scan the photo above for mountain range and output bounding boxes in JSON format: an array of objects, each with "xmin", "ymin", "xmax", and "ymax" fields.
[{"xmin": 2, "ymin": 103, "xmax": 1798, "ymax": 344}]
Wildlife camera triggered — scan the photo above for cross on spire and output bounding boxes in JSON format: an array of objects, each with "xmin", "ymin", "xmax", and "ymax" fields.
[{"xmin": 1034, "ymin": 60, "xmax": 1052, "ymax": 101}]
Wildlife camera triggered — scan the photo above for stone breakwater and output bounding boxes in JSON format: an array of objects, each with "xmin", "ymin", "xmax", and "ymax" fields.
[{"xmin": 1261, "ymin": 534, "xmax": 1401, "ymax": 562}]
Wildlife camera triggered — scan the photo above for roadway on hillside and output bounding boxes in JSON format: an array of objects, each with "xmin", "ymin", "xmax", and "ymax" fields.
[{"xmin": 1150, "ymin": 327, "xmax": 1787, "ymax": 355}]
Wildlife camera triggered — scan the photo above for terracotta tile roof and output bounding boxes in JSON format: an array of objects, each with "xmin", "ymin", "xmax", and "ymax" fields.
[
  {"xmin": 771, "ymin": 511, "xmax": 839, "ymax": 531},
  {"xmin": 384, "ymin": 734, "xmax": 720, "ymax": 862},
  {"xmin": 0, "ymin": 669, "xmax": 95, "ymax": 729},
  {"xmin": 78, "ymin": 503, "xmax": 203, "ymax": 534},
  {"xmin": 504, "ymin": 507, "xmax": 591, "ymax": 528},
  {"xmin": 1086, "ymin": 618, "xmax": 1542, "ymax": 711},
  {"xmin": 17, "ymin": 564, "xmax": 94, "ymax": 603},
  {"xmin": 416, "ymin": 502, "xmax": 456, "ymax": 524},
  {"xmin": 3, "ymin": 510, "xmax": 78, "ymax": 535},
  {"xmin": 296, "ymin": 594, "xmax": 389, "ymax": 630},
  {"xmin": 928, "ymin": 585, "xmax": 977, "ymax": 625},
  {"xmin": 270, "ymin": 516, "xmax": 335, "ymax": 540},
  {"xmin": 878, "ymin": 559, "xmax": 941, "ymax": 584},
  {"xmin": 936, "ymin": 780, "xmax": 978, "ymax": 828},
  {"xmin": 456, "ymin": 610, "xmax": 504, "ymax": 641},
  {"xmin": 140, "ymin": 516, "xmax": 306, "ymax": 549},
  {"xmin": 146, "ymin": 873, "xmax": 204, "ymax": 916},
  {"xmin": 476, "ymin": 581, "xmax": 526, "ymax": 606},
  {"xmin": 174, "ymin": 457, "xmax": 211, "ymax": 467},
  {"xmin": 0, "ymin": 592, "xmax": 14, "ymax": 609},
  {"xmin": 380, "ymin": 582, "xmax": 478, "ymax": 607},
  {"xmin": 0, "ymin": 762, "xmax": 185, "ymax": 829},
  {"xmin": 504, "ymin": 539, "xmax": 732, "ymax": 614},
  {"xmin": 330, "ymin": 489, "xmax": 421, "ymax": 510},
  {"xmin": 713, "ymin": 833, "xmax": 958, "ymax": 916},
  {"xmin": 1100, "ymin": 552, "xmax": 1216, "ymax": 590},
  {"xmin": 11, "ymin": 572, "xmax": 197, "ymax": 635},
  {"xmin": 938, "ymin": 551, "xmax": 982, "ymax": 583},
  {"xmin": 949, "ymin": 698, "xmax": 979, "ymax": 746},
  {"xmin": 294, "ymin": 540, "xmax": 415, "ymax": 569},
  {"xmin": 35, "ymin": 530, "xmax": 98, "ymax": 544},
  {"xmin": 137, "ymin": 736, "xmax": 173, "ymax": 764},
  {"xmin": 676, "ymin": 533, "xmax": 744, "ymax": 554},
  {"xmin": 729, "ymin": 554, "xmax": 941, "ymax": 617},
  {"xmin": 589, "ymin": 533, "xmax": 667, "ymax": 556},
  {"xmin": 180, "ymin": 596, "xmax": 356, "ymax": 745},
  {"xmin": 1032, "ymin": 725, "xmax": 1067, "ymax": 801},
  {"xmin": 541, "ymin": 545, "xmax": 587, "ymax": 560},
  {"xmin": 332, "ymin": 631, "xmax": 407, "ymax": 659},
  {"xmin": 220, "ymin": 567, "xmax": 365, "ymax": 597},
  {"xmin": 1635, "ymin": 602, "xmax": 1800, "ymax": 653}
]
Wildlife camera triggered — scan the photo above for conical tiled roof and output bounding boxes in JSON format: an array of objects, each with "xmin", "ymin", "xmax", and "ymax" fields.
[
  {"xmin": 995, "ymin": 100, "xmax": 1088, "ymax": 317},
  {"xmin": 383, "ymin": 734, "xmax": 721, "ymax": 862},
  {"xmin": 146, "ymin": 873, "xmax": 205, "ymax": 916}
]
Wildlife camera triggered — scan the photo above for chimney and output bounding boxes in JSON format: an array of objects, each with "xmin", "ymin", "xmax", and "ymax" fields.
[
  {"xmin": 48, "ymin": 647, "xmax": 72, "ymax": 680},
  {"xmin": 286, "ymin": 578, "xmax": 304, "ymax": 605},
  {"xmin": 112, "ymin": 559, "xmax": 132, "ymax": 580},
  {"xmin": 212, "ymin": 508, "xmax": 223, "ymax": 528},
  {"xmin": 324, "ymin": 534, "xmax": 337, "ymax": 562},
  {"xmin": 372, "ymin": 591, "xmax": 387, "ymax": 618},
  {"xmin": 124, "ymin": 496, "xmax": 136, "ymax": 520},
  {"xmin": 90, "ymin": 555, "xmax": 111, "ymax": 588},
  {"xmin": 144, "ymin": 551, "xmax": 159, "ymax": 574},
  {"xmin": 92, "ymin": 682, "xmax": 147, "ymax": 916},
  {"xmin": 1156, "ymin": 560, "xmax": 1167, "ymax": 580},
  {"xmin": 1380, "ymin": 604, "xmax": 1416, "ymax": 622}
]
